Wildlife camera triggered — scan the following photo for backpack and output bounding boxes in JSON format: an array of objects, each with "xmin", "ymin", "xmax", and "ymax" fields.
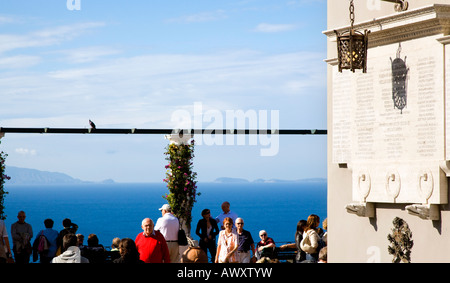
[
  {"xmin": 37, "ymin": 234, "xmax": 50, "ymax": 253},
  {"xmin": 178, "ymin": 228, "xmax": 188, "ymax": 246}
]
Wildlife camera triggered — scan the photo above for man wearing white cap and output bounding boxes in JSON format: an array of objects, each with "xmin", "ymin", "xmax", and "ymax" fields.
[{"xmin": 154, "ymin": 204, "xmax": 180, "ymax": 263}]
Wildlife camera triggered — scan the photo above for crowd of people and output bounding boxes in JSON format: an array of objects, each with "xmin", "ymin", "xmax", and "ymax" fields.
[{"xmin": 0, "ymin": 202, "xmax": 327, "ymax": 264}]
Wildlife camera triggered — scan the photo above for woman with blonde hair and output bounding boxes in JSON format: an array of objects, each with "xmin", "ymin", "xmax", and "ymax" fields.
[
  {"xmin": 215, "ymin": 217, "xmax": 238, "ymax": 263},
  {"xmin": 300, "ymin": 214, "xmax": 321, "ymax": 262}
]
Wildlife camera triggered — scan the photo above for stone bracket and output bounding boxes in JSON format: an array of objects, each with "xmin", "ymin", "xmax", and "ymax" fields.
[
  {"xmin": 405, "ymin": 203, "xmax": 440, "ymax": 220},
  {"xmin": 345, "ymin": 202, "xmax": 375, "ymax": 218}
]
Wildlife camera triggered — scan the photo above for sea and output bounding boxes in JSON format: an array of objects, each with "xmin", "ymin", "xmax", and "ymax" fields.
[{"xmin": 2, "ymin": 181, "xmax": 327, "ymax": 251}]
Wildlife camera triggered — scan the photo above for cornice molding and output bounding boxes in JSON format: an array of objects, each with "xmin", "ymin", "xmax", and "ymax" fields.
[{"xmin": 324, "ymin": 4, "xmax": 450, "ymax": 48}]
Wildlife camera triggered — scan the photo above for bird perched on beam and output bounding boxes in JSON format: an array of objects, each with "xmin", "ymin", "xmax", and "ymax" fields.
[{"xmin": 89, "ymin": 120, "xmax": 96, "ymax": 130}]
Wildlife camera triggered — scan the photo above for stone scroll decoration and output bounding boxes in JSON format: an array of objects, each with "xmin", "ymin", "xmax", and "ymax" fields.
[{"xmin": 387, "ymin": 217, "xmax": 413, "ymax": 263}]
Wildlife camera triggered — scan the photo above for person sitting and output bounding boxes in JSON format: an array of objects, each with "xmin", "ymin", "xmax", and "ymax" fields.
[
  {"xmin": 51, "ymin": 234, "xmax": 89, "ymax": 263},
  {"xmin": 81, "ymin": 234, "xmax": 106, "ymax": 263},
  {"xmin": 107, "ymin": 237, "xmax": 121, "ymax": 262},
  {"xmin": 76, "ymin": 234, "xmax": 85, "ymax": 250},
  {"xmin": 256, "ymin": 230, "xmax": 275, "ymax": 260},
  {"xmin": 318, "ymin": 246, "xmax": 327, "ymax": 263}
]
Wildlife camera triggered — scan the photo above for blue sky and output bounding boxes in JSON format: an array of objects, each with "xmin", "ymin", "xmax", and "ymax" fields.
[{"xmin": 0, "ymin": 0, "xmax": 327, "ymax": 183}]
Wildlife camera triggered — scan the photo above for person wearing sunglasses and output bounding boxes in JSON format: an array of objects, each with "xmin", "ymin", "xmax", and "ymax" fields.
[
  {"xmin": 235, "ymin": 218, "xmax": 256, "ymax": 263},
  {"xmin": 256, "ymin": 230, "xmax": 275, "ymax": 260}
]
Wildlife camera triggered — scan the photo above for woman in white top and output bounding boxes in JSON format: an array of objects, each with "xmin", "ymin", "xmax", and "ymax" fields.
[
  {"xmin": 300, "ymin": 214, "xmax": 321, "ymax": 262},
  {"xmin": 215, "ymin": 217, "xmax": 238, "ymax": 263}
]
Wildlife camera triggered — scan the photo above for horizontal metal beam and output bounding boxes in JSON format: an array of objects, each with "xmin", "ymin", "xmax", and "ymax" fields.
[{"xmin": 0, "ymin": 127, "xmax": 326, "ymax": 135}]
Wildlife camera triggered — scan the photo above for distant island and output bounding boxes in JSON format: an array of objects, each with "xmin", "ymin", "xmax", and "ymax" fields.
[
  {"xmin": 213, "ymin": 177, "xmax": 327, "ymax": 183},
  {"xmin": 4, "ymin": 166, "xmax": 115, "ymax": 185},
  {"xmin": 214, "ymin": 177, "xmax": 250, "ymax": 183},
  {"xmin": 3, "ymin": 166, "xmax": 326, "ymax": 185}
]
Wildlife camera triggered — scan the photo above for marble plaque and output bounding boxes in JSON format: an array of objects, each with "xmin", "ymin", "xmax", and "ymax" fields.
[{"xmin": 332, "ymin": 35, "xmax": 448, "ymax": 204}]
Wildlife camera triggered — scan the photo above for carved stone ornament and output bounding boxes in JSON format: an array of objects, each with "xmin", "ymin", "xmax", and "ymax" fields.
[
  {"xmin": 385, "ymin": 170, "xmax": 401, "ymax": 202},
  {"xmin": 345, "ymin": 202, "xmax": 374, "ymax": 218},
  {"xmin": 387, "ymin": 217, "xmax": 413, "ymax": 263},
  {"xmin": 405, "ymin": 204, "xmax": 439, "ymax": 221},
  {"xmin": 390, "ymin": 43, "xmax": 409, "ymax": 114},
  {"xmin": 356, "ymin": 171, "xmax": 371, "ymax": 202},
  {"xmin": 381, "ymin": 0, "xmax": 409, "ymax": 12}
]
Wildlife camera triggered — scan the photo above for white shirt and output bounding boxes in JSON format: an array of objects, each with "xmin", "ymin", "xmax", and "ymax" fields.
[
  {"xmin": 154, "ymin": 213, "xmax": 179, "ymax": 241},
  {"xmin": 215, "ymin": 210, "xmax": 238, "ymax": 229}
]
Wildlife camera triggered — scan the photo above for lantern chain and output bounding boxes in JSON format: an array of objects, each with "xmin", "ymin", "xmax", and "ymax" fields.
[{"xmin": 349, "ymin": 0, "xmax": 355, "ymax": 28}]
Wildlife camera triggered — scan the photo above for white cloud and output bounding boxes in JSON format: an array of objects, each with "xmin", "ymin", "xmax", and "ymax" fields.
[
  {"xmin": 0, "ymin": 55, "xmax": 41, "ymax": 69},
  {"xmin": 0, "ymin": 22, "xmax": 105, "ymax": 54},
  {"xmin": 0, "ymin": 49, "xmax": 325, "ymax": 129},
  {"xmin": 52, "ymin": 46, "xmax": 122, "ymax": 64},
  {"xmin": 15, "ymin": 148, "xmax": 37, "ymax": 156},
  {"xmin": 167, "ymin": 10, "xmax": 228, "ymax": 23},
  {"xmin": 0, "ymin": 15, "xmax": 16, "ymax": 24},
  {"xmin": 253, "ymin": 23, "xmax": 298, "ymax": 33}
]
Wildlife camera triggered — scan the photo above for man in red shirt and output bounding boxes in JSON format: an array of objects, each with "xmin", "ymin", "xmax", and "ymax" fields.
[{"xmin": 135, "ymin": 218, "xmax": 170, "ymax": 263}]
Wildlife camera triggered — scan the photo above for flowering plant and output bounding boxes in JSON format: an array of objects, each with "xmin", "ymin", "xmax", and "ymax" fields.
[
  {"xmin": 0, "ymin": 141, "xmax": 10, "ymax": 220},
  {"xmin": 163, "ymin": 138, "xmax": 199, "ymax": 233}
]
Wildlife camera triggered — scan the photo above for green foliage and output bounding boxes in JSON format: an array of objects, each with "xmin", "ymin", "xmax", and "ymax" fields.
[
  {"xmin": 163, "ymin": 140, "xmax": 199, "ymax": 226},
  {"xmin": 0, "ymin": 141, "xmax": 10, "ymax": 220}
]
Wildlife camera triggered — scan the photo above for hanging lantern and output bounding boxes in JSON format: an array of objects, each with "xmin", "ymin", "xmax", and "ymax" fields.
[{"xmin": 335, "ymin": 0, "xmax": 370, "ymax": 73}]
